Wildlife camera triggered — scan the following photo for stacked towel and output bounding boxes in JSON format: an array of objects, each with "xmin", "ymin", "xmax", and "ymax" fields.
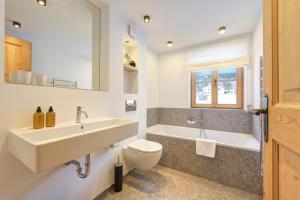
[{"xmin": 196, "ymin": 138, "xmax": 217, "ymax": 158}]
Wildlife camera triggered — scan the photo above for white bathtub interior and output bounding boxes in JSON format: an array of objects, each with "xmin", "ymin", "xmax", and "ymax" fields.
[{"xmin": 147, "ymin": 124, "xmax": 260, "ymax": 152}]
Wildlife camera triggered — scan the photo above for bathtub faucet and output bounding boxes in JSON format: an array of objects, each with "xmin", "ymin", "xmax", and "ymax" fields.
[
  {"xmin": 198, "ymin": 119, "xmax": 207, "ymax": 139},
  {"xmin": 200, "ymin": 127, "xmax": 207, "ymax": 139},
  {"xmin": 187, "ymin": 116, "xmax": 207, "ymax": 139}
]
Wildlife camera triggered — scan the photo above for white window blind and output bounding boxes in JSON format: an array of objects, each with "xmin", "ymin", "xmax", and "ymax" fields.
[{"xmin": 186, "ymin": 35, "xmax": 250, "ymax": 72}]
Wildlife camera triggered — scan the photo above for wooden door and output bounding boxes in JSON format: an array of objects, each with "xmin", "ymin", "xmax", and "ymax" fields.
[
  {"xmin": 264, "ymin": 0, "xmax": 300, "ymax": 199},
  {"xmin": 4, "ymin": 35, "xmax": 32, "ymax": 82}
]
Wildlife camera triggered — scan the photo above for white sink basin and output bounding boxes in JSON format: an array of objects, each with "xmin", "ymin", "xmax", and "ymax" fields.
[{"xmin": 8, "ymin": 118, "xmax": 138, "ymax": 173}]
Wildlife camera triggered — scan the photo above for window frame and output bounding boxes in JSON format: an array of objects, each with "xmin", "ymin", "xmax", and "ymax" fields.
[{"xmin": 191, "ymin": 67, "xmax": 244, "ymax": 109}]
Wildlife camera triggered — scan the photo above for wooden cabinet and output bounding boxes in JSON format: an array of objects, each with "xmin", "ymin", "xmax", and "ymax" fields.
[{"xmin": 4, "ymin": 35, "xmax": 32, "ymax": 82}]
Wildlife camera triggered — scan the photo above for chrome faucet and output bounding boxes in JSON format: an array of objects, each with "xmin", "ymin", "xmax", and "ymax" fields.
[
  {"xmin": 199, "ymin": 123, "xmax": 207, "ymax": 139},
  {"xmin": 76, "ymin": 106, "xmax": 88, "ymax": 123},
  {"xmin": 198, "ymin": 116, "xmax": 207, "ymax": 139},
  {"xmin": 187, "ymin": 116, "xmax": 196, "ymax": 126},
  {"xmin": 187, "ymin": 114, "xmax": 207, "ymax": 139}
]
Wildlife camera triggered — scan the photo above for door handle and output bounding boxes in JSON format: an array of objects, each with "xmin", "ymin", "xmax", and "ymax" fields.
[
  {"xmin": 250, "ymin": 96, "xmax": 269, "ymax": 143},
  {"xmin": 253, "ymin": 109, "xmax": 267, "ymax": 116},
  {"xmin": 254, "ymin": 95, "xmax": 269, "ymax": 143}
]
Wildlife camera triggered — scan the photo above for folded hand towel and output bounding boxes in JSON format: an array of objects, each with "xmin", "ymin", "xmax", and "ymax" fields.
[{"xmin": 196, "ymin": 138, "xmax": 217, "ymax": 158}]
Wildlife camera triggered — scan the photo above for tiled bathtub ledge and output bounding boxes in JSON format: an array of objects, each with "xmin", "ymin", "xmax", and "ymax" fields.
[
  {"xmin": 147, "ymin": 107, "xmax": 253, "ymax": 134},
  {"xmin": 147, "ymin": 133, "xmax": 263, "ymax": 195}
]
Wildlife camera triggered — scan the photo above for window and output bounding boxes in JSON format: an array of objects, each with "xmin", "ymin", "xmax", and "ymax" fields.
[{"xmin": 191, "ymin": 67, "xmax": 243, "ymax": 109}]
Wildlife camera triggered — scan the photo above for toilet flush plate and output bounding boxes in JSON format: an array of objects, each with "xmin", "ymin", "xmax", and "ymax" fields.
[
  {"xmin": 125, "ymin": 100, "xmax": 137, "ymax": 112},
  {"xmin": 8, "ymin": 118, "xmax": 138, "ymax": 173}
]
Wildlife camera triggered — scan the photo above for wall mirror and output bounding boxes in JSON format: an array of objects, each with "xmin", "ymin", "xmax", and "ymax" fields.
[{"xmin": 4, "ymin": 0, "xmax": 104, "ymax": 91}]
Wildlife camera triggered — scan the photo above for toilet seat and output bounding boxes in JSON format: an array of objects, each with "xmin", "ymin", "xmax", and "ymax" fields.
[{"xmin": 128, "ymin": 139, "xmax": 162, "ymax": 153}]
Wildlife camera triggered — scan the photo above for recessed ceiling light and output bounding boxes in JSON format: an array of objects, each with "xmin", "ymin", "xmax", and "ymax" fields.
[
  {"xmin": 13, "ymin": 21, "xmax": 21, "ymax": 28},
  {"xmin": 144, "ymin": 15, "xmax": 150, "ymax": 23},
  {"xmin": 37, "ymin": 0, "xmax": 46, "ymax": 6},
  {"xmin": 218, "ymin": 26, "xmax": 226, "ymax": 34},
  {"xmin": 167, "ymin": 41, "xmax": 173, "ymax": 47}
]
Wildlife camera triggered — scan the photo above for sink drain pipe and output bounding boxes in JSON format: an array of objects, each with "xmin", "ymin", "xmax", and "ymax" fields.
[{"xmin": 65, "ymin": 154, "xmax": 91, "ymax": 179}]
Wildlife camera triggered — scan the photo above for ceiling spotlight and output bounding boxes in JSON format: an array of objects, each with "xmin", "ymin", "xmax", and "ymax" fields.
[
  {"xmin": 144, "ymin": 15, "xmax": 150, "ymax": 23},
  {"xmin": 37, "ymin": 0, "xmax": 46, "ymax": 6},
  {"xmin": 13, "ymin": 21, "xmax": 21, "ymax": 28},
  {"xmin": 167, "ymin": 41, "xmax": 173, "ymax": 47},
  {"xmin": 218, "ymin": 26, "xmax": 226, "ymax": 34}
]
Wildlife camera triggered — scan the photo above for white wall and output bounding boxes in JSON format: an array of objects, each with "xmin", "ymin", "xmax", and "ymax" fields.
[
  {"xmin": 5, "ymin": 0, "xmax": 101, "ymax": 90},
  {"xmin": 146, "ymin": 49, "xmax": 159, "ymax": 108},
  {"xmin": 6, "ymin": 30, "xmax": 94, "ymax": 89},
  {"xmin": 154, "ymin": 22, "xmax": 263, "ymax": 110},
  {"xmin": 251, "ymin": 14, "xmax": 263, "ymax": 108},
  {"xmin": 30, "ymin": 39, "xmax": 92, "ymax": 89},
  {"xmin": 158, "ymin": 36, "xmax": 254, "ymax": 109},
  {"xmin": 0, "ymin": 1, "xmax": 147, "ymax": 199},
  {"xmin": 158, "ymin": 50, "xmax": 191, "ymax": 108}
]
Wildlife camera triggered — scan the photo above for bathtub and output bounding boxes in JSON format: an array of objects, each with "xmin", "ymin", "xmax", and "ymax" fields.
[
  {"xmin": 147, "ymin": 124, "xmax": 260, "ymax": 152},
  {"xmin": 146, "ymin": 124, "xmax": 263, "ymax": 195}
]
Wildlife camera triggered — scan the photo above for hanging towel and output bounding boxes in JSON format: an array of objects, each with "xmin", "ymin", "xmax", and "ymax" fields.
[{"xmin": 196, "ymin": 138, "xmax": 217, "ymax": 158}]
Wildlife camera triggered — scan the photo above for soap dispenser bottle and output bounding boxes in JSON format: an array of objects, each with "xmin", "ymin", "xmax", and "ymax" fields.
[
  {"xmin": 46, "ymin": 106, "xmax": 56, "ymax": 127},
  {"xmin": 33, "ymin": 107, "xmax": 44, "ymax": 129}
]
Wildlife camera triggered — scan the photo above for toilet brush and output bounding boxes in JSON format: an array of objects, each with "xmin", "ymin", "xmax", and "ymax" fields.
[{"xmin": 114, "ymin": 156, "xmax": 123, "ymax": 192}]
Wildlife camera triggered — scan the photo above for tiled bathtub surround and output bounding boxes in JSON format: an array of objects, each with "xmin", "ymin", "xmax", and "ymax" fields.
[
  {"xmin": 147, "ymin": 108, "xmax": 253, "ymax": 134},
  {"xmin": 147, "ymin": 108, "xmax": 160, "ymax": 127},
  {"xmin": 253, "ymin": 115, "xmax": 262, "ymax": 141},
  {"xmin": 147, "ymin": 134, "xmax": 263, "ymax": 195}
]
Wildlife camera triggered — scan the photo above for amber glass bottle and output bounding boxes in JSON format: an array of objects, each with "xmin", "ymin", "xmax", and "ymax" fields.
[
  {"xmin": 33, "ymin": 107, "xmax": 44, "ymax": 129},
  {"xmin": 46, "ymin": 106, "xmax": 56, "ymax": 127}
]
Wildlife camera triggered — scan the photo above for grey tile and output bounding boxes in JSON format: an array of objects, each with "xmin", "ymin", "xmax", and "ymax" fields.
[
  {"xmin": 147, "ymin": 108, "xmax": 160, "ymax": 127},
  {"xmin": 252, "ymin": 115, "xmax": 262, "ymax": 141},
  {"xmin": 147, "ymin": 134, "xmax": 263, "ymax": 195},
  {"xmin": 159, "ymin": 108, "xmax": 190, "ymax": 127},
  {"xmin": 157, "ymin": 108, "xmax": 253, "ymax": 134},
  {"xmin": 201, "ymin": 109, "xmax": 253, "ymax": 134}
]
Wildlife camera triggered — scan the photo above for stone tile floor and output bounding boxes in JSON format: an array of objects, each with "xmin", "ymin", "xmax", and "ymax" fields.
[{"xmin": 97, "ymin": 165, "xmax": 262, "ymax": 200}]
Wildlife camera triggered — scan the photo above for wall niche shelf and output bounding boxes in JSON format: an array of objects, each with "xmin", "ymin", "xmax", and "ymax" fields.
[{"xmin": 123, "ymin": 38, "xmax": 139, "ymax": 94}]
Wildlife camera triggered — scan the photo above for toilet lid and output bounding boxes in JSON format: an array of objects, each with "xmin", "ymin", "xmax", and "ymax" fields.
[{"xmin": 128, "ymin": 139, "xmax": 162, "ymax": 153}]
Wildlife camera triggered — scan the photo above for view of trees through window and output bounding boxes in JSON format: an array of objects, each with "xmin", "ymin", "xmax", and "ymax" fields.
[
  {"xmin": 217, "ymin": 68, "xmax": 237, "ymax": 104},
  {"xmin": 193, "ymin": 67, "xmax": 242, "ymax": 108},
  {"xmin": 195, "ymin": 70, "xmax": 212, "ymax": 104}
]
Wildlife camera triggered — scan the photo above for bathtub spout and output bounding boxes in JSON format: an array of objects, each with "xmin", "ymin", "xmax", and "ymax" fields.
[{"xmin": 200, "ymin": 128, "xmax": 207, "ymax": 139}]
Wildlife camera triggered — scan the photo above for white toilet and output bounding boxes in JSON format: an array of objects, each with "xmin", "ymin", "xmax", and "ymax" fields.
[{"xmin": 123, "ymin": 139, "xmax": 163, "ymax": 170}]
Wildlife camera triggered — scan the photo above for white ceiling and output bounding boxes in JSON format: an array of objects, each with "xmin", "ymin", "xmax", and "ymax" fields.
[{"xmin": 109, "ymin": 0, "xmax": 262, "ymax": 53}]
